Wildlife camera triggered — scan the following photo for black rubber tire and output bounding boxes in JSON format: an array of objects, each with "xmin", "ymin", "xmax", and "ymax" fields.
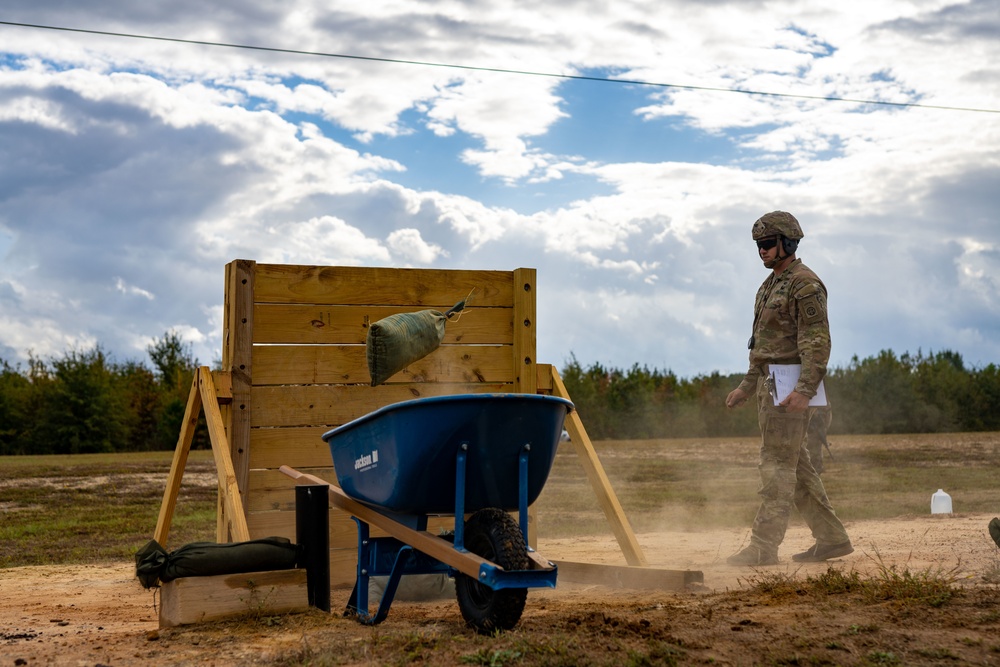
[{"xmin": 454, "ymin": 508, "xmax": 529, "ymax": 634}]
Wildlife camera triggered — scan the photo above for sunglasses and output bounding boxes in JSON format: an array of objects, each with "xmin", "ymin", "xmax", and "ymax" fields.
[{"xmin": 756, "ymin": 237, "xmax": 779, "ymax": 250}]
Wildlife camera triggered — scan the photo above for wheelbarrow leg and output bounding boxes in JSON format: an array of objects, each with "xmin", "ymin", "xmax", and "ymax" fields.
[
  {"xmin": 453, "ymin": 441, "xmax": 533, "ymax": 547},
  {"xmin": 346, "ymin": 517, "xmax": 413, "ymax": 625},
  {"xmin": 345, "ymin": 518, "xmax": 372, "ymax": 619},
  {"xmin": 518, "ymin": 444, "xmax": 530, "ymax": 546},
  {"xmin": 453, "ymin": 443, "xmax": 469, "ymax": 551}
]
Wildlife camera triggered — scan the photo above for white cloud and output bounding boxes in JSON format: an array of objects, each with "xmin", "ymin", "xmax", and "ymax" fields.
[
  {"xmin": 0, "ymin": 1, "xmax": 997, "ymax": 377},
  {"xmin": 114, "ymin": 277, "xmax": 155, "ymax": 300},
  {"xmin": 386, "ymin": 228, "xmax": 447, "ymax": 264}
]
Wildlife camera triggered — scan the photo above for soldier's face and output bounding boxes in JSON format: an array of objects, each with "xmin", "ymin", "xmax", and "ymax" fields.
[
  {"xmin": 757, "ymin": 236, "xmax": 781, "ymax": 268},
  {"xmin": 757, "ymin": 236, "xmax": 778, "ymax": 259}
]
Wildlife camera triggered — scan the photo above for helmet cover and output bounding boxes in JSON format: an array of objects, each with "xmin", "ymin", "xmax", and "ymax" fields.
[{"xmin": 751, "ymin": 211, "xmax": 804, "ymax": 240}]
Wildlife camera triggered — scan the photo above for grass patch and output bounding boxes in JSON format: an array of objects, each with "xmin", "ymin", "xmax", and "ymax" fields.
[
  {"xmin": 4, "ymin": 432, "xmax": 1000, "ymax": 568},
  {"xmin": 0, "ymin": 450, "xmax": 216, "ymax": 568},
  {"xmin": 737, "ymin": 570, "xmax": 804, "ymax": 600},
  {"xmin": 861, "ymin": 552, "xmax": 959, "ymax": 607},
  {"xmin": 812, "ymin": 561, "xmax": 958, "ymax": 608},
  {"xmin": 732, "ymin": 560, "xmax": 961, "ymax": 610}
]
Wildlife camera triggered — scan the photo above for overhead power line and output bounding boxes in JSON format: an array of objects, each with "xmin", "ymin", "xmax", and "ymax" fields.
[{"xmin": 1, "ymin": 20, "xmax": 997, "ymax": 114}]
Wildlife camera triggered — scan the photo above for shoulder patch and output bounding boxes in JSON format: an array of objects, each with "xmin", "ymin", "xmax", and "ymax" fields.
[
  {"xmin": 795, "ymin": 283, "xmax": 819, "ymax": 298},
  {"xmin": 798, "ymin": 294, "xmax": 824, "ymax": 324}
]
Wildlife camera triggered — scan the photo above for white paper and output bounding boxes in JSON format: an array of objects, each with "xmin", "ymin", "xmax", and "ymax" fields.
[{"xmin": 769, "ymin": 364, "xmax": 827, "ymax": 407}]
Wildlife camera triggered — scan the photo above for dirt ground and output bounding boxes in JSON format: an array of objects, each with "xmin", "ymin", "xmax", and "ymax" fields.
[{"xmin": 3, "ymin": 513, "xmax": 1000, "ymax": 666}]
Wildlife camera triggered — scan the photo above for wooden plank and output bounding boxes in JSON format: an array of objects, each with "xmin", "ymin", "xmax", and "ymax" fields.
[
  {"xmin": 252, "ymin": 304, "xmax": 513, "ymax": 345},
  {"xmin": 248, "ymin": 507, "xmax": 359, "ymax": 546},
  {"xmin": 201, "ymin": 368, "xmax": 251, "ymax": 543},
  {"xmin": 328, "ymin": 548, "xmax": 359, "ymax": 589},
  {"xmin": 246, "ymin": 506, "xmax": 455, "ymax": 547},
  {"xmin": 153, "ymin": 373, "xmax": 202, "ymax": 547},
  {"xmin": 248, "ymin": 426, "xmax": 332, "ymax": 470},
  {"xmin": 553, "ymin": 561, "xmax": 703, "ymax": 591},
  {"xmin": 512, "ymin": 268, "xmax": 537, "ymax": 394},
  {"xmin": 253, "ymin": 265, "xmax": 515, "ymax": 307},
  {"xmin": 251, "ymin": 344, "xmax": 513, "ymax": 386},
  {"xmin": 244, "ymin": 367, "xmax": 557, "ymax": 469},
  {"xmin": 223, "ymin": 259, "xmax": 255, "ymax": 540},
  {"xmin": 280, "ymin": 467, "xmax": 491, "ymax": 579},
  {"xmin": 246, "ymin": 466, "xmax": 336, "ymax": 512},
  {"xmin": 249, "ymin": 383, "xmax": 513, "ymax": 428},
  {"xmin": 550, "ymin": 365, "xmax": 648, "ymax": 566},
  {"xmin": 158, "ymin": 569, "xmax": 309, "ymax": 628},
  {"xmin": 536, "ymin": 363, "xmax": 554, "ymax": 394},
  {"xmin": 211, "ymin": 370, "xmax": 233, "ymax": 404}
]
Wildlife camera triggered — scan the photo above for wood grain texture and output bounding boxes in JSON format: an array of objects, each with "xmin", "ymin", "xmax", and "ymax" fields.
[
  {"xmin": 253, "ymin": 264, "xmax": 515, "ymax": 307},
  {"xmin": 251, "ymin": 344, "xmax": 512, "ymax": 386},
  {"xmin": 248, "ymin": 383, "xmax": 514, "ymax": 428},
  {"xmin": 252, "ymin": 304, "xmax": 513, "ymax": 345},
  {"xmin": 158, "ymin": 569, "xmax": 309, "ymax": 627}
]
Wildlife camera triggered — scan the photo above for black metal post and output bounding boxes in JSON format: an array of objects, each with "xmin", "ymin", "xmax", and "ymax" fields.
[{"xmin": 295, "ymin": 484, "xmax": 330, "ymax": 612}]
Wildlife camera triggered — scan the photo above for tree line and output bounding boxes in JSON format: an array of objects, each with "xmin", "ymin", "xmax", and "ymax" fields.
[
  {"xmin": 0, "ymin": 332, "xmax": 207, "ymax": 456},
  {"xmin": 560, "ymin": 349, "xmax": 1000, "ymax": 439},
  {"xmin": 1, "ymin": 337, "xmax": 997, "ymax": 456}
]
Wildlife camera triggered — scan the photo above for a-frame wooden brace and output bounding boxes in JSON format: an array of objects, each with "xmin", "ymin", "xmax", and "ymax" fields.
[{"xmin": 153, "ymin": 367, "xmax": 249, "ymax": 546}]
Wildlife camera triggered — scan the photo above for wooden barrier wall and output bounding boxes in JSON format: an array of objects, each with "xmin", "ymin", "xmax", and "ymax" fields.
[{"xmin": 220, "ymin": 261, "xmax": 545, "ymax": 586}]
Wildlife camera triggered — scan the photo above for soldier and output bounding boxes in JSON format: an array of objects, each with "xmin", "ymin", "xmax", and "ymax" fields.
[{"xmin": 724, "ymin": 211, "xmax": 853, "ymax": 566}]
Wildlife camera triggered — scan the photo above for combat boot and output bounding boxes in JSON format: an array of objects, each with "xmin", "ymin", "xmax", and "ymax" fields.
[
  {"xmin": 726, "ymin": 545, "xmax": 778, "ymax": 566},
  {"xmin": 791, "ymin": 541, "xmax": 853, "ymax": 562}
]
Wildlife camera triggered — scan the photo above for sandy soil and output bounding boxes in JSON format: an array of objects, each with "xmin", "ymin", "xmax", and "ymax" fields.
[{"xmin": 3, "ymin": 512, "xmax": 1000, "ymax": 666}]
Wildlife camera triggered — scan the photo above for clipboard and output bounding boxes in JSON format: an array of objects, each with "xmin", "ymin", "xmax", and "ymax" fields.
[{"xmin": 770, "ymin": 364, "xmax": 827, "ymax": 406}]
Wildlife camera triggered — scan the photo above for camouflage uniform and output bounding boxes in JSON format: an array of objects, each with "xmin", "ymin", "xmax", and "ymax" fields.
[
  {"xmin": 805, "ymin": 404, "xmax": 833, "ymax": 475},
  {"xmin": 735, "ymin": 234, "xmax": 850, "ymax": 560}
]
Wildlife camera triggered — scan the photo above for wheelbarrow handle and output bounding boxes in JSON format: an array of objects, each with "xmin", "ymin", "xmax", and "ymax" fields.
[
  {"xmin": 279, "ymin": 464, "xmax": 487, "ymax": 579},
  {"xmin": 279, "ymin": 464, "xmax": 307, "ymax": 481}
]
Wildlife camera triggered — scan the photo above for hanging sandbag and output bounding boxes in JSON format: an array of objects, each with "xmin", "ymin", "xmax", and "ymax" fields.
[{"xmin": 366, "ymin": 294, "xmax": 470, "ymax": 387}]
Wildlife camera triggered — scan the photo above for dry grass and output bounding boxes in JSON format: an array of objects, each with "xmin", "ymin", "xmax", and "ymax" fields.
[
  {"xmin": 3, "ymin": 432, "xmax": 1000, "ymax": 568},
  {"xmin": 0, "ymin": 450, "xmax": 217, "ymax": 567},
  {"xmin": 533, "ymin": 432, "xmax": 1000, "ymax": 537}
]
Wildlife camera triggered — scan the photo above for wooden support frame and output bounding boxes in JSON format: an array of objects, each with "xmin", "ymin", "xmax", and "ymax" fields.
[
  {"xmin": 154, "ymin": 367, "xmax": 249, "ymax": 547},
  {"xmin": 151, "ymin": 262, "xmax": 709, "ymax": 594}
]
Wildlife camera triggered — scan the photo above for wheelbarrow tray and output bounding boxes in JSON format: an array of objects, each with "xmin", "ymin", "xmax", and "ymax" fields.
[{"xmin": 322, "ymin": 393, "xmax": 574, "ymax": 515}]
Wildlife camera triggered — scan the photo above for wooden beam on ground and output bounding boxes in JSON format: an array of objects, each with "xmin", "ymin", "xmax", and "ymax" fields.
[
  {"xmin": 553, "ymin": 561, "xmax": 702, "ymax": 591},
  {"xmin": 549, "ymin": 366, "xmax": 648, "ymax": 567},
  {"xmin": 158, "ymin": 569, "xmax": 309, "ymax": 628}
]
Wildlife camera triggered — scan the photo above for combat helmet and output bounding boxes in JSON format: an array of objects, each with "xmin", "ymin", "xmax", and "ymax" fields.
[{"xmin": 751, "ymin": 211, "xmax": 803, "ymax": 241}]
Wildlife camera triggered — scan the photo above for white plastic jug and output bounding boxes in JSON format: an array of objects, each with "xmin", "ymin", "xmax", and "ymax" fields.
[{"xmin": 931, "ymin": 489, "xmax": 952, "ymax": 514}]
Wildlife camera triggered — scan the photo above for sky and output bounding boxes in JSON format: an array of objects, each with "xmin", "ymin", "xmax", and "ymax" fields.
[{"xmin": 0, "ymin": 1, "xmax": 998, "ymax": 381}]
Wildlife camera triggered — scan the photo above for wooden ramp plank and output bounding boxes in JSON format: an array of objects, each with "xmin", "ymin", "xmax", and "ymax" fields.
[{"xmin": 553, "ymin": 561, "xmax": 703, "ymax": 591}]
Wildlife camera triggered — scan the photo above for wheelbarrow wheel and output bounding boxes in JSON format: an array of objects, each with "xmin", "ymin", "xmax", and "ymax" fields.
[{"xmin": 455, "ymin": 507, "xmax": 529, "ymax": 634}]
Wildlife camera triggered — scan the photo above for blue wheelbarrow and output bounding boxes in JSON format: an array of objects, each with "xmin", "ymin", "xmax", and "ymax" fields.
[{"xmin": 280, "ymin": 392, "xmax": 574, "ymax": 633}]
